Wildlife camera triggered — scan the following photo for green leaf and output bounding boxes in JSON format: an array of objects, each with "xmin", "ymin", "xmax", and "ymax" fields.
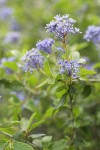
[
  {"xmin": 56, "ymin": 88, "xmax": 67, "ymax": 98},
  {"xmin": 23, "ymin": 100, "xmax": 35, "ymax": 112},
  {"xmin": 44, "ymin": 60, "xmax": 54, "ymax": 77},
  {"xmin": 20, "ymin": 118, "xmax": 28, "ymax": 131},
  {"xmin": 0, "ymin": 140, "xmax": 6, "ymax": 150},
  {"xmin": 13, "ymin": 130, "xmax": 24, "ymax": 140},
  {"xmin": 41, "ymin": 136, "xmax": 52, "ymax": 148},
  {"xmin": 29, "ymin": 134, "xmax": 45, "ymax": 139},
  {"xmin": 36, "ymin": 79, "xmax": 48, "ymax": 88},
  {"xmin": 14, "ymin": 141, "xmax": 34, "ymax": 150},
  {"xmin": 27, "ymin": 113, "xmax": 36, "ymax": 131},
  {"xmin": 74, "ymin": 119, "xmax": 81, "ymax": 128},
  {"xmin": 29, "ymin": 120, "xmax": 44, "ymax": 132},
  {"xmin": 42, "ymin": 136, "xmax": 52, "ymax": 143},
  {"xmin": 81, "ymin": 84, "xmax": 92, "ymax": 98},
  {"xmin": 56, "ymin": 94, "xmax": 67, "ymax": 109},
  {"xmin": 71, "ymin": 51, "xmax": 80, "ymax": 60},
  {"xmin": 79, "ymin": 68, "xmax": 96, "ymax": 76},
  {"xmin": 73, "ymin": 106, "xmax": 81, "ymax": 119},
  {"xmin": 3, "ymin": 62, "xmax": 18, "ymax": 71},
  {"xmin": 47, "ymin": 77, "xmax": 55, "ymax": 84},
  {"xmin": 10, "ymin": 50, "xmax": 20, "ymax": 58},
  {"xmin": 93, "ymin": 62, "xmax": 100, "ymax": 68},
  {"xmin": 43, "ymin": 107, "xmax": 54, "ymax": 119},
  {"xmin": 51, "ymin": 139, "xmax": 66, "ymax": 150},
  {"xmin": 69, "ymin": 84, "xmax": 79, "ymax": 96},
  {"xmin": 0, "ymin": 121, "xmax": 20, "ymax": 128},
  {"xmin": 32, "ymin": 139, "xmax": 42, "ymax": 149},
  {"xmin": 27, "ymin": 75, "xmax": 38, "ymax": 86},
  {"xmin": 0, "ymin": 68, "xmax": 5, "ymax": 78}
]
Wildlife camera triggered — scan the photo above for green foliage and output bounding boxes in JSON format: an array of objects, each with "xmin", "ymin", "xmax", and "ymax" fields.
[
  {"xmin": 0, "ymin": 0, "xmax": 100, "ymax": 150},
  {"xmin": 14, "ymin": 141, "xmax": 34, "ymax": 150}
]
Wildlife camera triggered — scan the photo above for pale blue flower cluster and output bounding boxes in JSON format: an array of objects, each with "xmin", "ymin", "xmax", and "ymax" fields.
[
  {"xmin": 21, "ymin": 48, "xmax": 44, "ymax": 72},
  {"xmin": 84, "ymin": 25, "xmax": 100, "ymax": 46},
  {"xmin": 0, "ymin": 0, "xmax": 6, "ymax": 5},
  {"xmin": 21, "ymin": 14, "xmax": 82, "ymax": 75},
  {"xmin": 46, "ymin": 14, "xmax": 81, "ymax": 40},
  {"xmin": 58, "ymin": 60, "xmax": 81, "ymax": 78},
  {"xmin": 36, "ymin": 38, "xmax": 54, "ymax": 54},
  {"xmin": 0, "ymin": 0, "xmax": 13, "ymax": 20},
  {"xmin": 0, "ymin": 7, "xmax": 13, "ymax": 20},
  {"xmin": 4, "ymin": 31, "xmax": 21, "ymax": 44}
]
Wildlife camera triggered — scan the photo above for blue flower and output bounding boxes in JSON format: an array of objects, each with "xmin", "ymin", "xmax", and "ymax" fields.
[
  {"xmin": 4, "ymin": 32, "xmax": 21, "ymax": 44},
  {"xmin": 0, "ymin": 7, "xmax": 13, "ymax": 20},
  {"xmin": 20, "ymin": 48, "xmax": 44, "ymax": 72},
  {"xmin": 36, "ymin": 38, "xmax": 54, "ymax": 54},
  {"xmin": 84, "ymin": 25, "xmax": 100, "ymax": 46},
  {"xmin": 46, "ymin": 14, "xmax": 81, "ymax": 40},
  {"xmin": 58, "ymin": 60, "xmax": 81, "ymax": 78},
  {"xmin": 0, "ymin": 0, "xmax": 6, "ymax": 5}
]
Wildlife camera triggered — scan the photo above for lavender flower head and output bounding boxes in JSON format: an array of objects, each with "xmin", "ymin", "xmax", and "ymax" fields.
[
  {"xmin": 0, "ymin": 7, "xmax": 13, "ymax": 20},
  {"xmin": 21, "ymin": 48, "xmax": 44, "ymax": 72},
  {"xmin": 58, "ymin": 60, "xmax": 81, "ymax": 78},
  {"xmin": 0, "ymin": 0, "xmax": 6, "ymax": 5},
  {"xmin": 46, "ymin": 14, "xmax": 81, "ymax": 40},
  {"xmin": 4, "ymin": 32, "xmax": 21, "ymax": 44},
  {"xmin": 36, "ymin": 38, "xmax": 54, "ymax": 54},
  {"xmin": 84, "ymin": 25, "xmax": 100, "ymax": 46}
]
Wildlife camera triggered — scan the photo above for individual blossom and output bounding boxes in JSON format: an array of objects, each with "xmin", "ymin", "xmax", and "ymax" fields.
[
  {"xmin": 58, "ymin": 60, "xmax": 81, "ymax": 78},
  {"xmin": 84, "ymin": 25, "xmax": 100, "ymax": 46},
  {"xmin": 46, "ymin": 14, "xmax": 81, "ymax": 40},
  {"xmin": 36, "ymin": 38, "xmax": 54, "ymax": 54},
  {"xmin": 3, "ymin": 31, "xmax": 21, "ymax": 44},
  {"xmin": 20, "ymin": 48, "xmax": 44, "ymax": 72}
]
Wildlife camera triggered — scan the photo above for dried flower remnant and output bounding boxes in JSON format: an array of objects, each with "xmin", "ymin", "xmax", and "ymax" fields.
[
  {"xmin": 46, "ymin": 14, "xmax": 81, "ymax": 41},
  {"xmin": 84, "ymin": 25, "xmax": 100, "ymax": 46},
  {"xmin": 36, "ymin": 38, "xmax": 54, "ymax": 54},
  {"xmin": 58, "ymin": 60, "xmax": 81, "ymax": 78},
  {"xmin": 21, "ymin": 48, "xmax": 44, "ymax": 72}
]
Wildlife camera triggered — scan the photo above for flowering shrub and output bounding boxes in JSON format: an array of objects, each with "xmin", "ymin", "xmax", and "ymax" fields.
[{"xmin": 0, "ymin": 1, "xmax": 100, "ymax": 150}]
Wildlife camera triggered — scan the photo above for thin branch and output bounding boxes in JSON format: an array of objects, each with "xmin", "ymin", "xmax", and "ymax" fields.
[
  {"xmin": 0, "ymin": 131, "xmax": 13, "ymax": 138},
  {"xmin": 73, "ymin": 78, "xmax": 100, "ymax": 83}
]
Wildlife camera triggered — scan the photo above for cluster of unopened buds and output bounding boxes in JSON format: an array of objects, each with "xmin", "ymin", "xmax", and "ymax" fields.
[{"xmin": 21, "ymin": 14, "xmax": 88, "ymax": 81}]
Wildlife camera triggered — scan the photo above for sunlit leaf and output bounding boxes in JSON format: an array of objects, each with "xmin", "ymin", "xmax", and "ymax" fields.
[
  {"xmin": 44, "ymin": 60, "xmax": 54, "ymax": 77},
  {"xmin": 3, "ymin": 62, "xmax": 18, "ymax": 71},
  {"xmin": 27, "ymin": 113, "xmax": 36, "ymax": 131},
  {"xmin": 0, "ymin": 140, "xmax": 6, "ymax": 150},
  {"xmin": 79, "ymin": 68, "xmax": 96, "ymax": 76},
  {"xmin": 14, "ymin": 141, "xmax": 34, "ymax": 150}
]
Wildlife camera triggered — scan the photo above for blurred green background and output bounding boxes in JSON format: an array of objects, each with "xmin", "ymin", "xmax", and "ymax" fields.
[{"xmin": 0, "ymin": 0, "xmax": 100, "ymax": 150}]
